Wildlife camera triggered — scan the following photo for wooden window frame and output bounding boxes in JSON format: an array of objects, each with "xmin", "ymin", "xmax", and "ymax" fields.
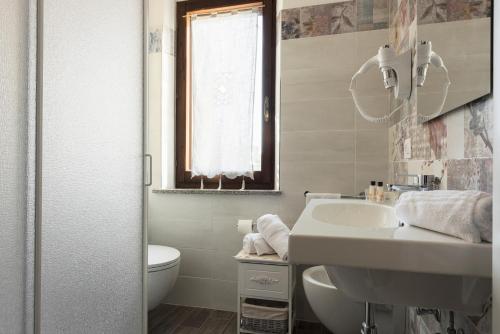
[{"xmin": 175, "ymin": 0, "xmax": 276, "ymax": 190}]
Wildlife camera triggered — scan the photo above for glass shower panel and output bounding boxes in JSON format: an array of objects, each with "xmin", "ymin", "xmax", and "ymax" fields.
[
  {"xmin": 0, "ymin": 0, "xmax": 32, "ymax": 332},
  {"xmin": 39, "ymin": 0, "xmax": 144, "ymax": 332}
]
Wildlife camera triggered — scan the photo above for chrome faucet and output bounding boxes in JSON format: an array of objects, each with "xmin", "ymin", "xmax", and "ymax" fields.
[{"xmin": 389, "ymin": 174, "xmax": 439, "ymax": 192}]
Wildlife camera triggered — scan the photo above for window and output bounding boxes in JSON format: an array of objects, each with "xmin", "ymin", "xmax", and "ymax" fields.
[{"xmin": 176, "ymin": 0, "xmax": 276, "ymax": 190}]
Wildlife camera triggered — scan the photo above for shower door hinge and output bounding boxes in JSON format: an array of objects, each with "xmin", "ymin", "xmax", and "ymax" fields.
[{"xmin": 145, "ymin": 154, "xmax": 152, "ymax": 186}]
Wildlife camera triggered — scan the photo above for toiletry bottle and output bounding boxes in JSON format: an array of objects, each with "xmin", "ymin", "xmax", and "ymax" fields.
[
  {"xmin": 368, "ymin": 181, "xmax": 376, "ymax": 201},
  {"xmin": 376, "ymin": 181, "xmax": 385, "ymax": 203}
]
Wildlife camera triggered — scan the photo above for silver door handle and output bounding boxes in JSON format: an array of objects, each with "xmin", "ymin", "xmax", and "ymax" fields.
[{"xmin": 145, "ymin": 154, "xmax": 152, "ymax": 186}]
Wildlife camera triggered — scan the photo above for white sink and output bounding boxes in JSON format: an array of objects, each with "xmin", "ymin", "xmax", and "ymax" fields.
[
  {"xmin": 289, "ymin": 199, "xmax": 492, "ymax": 315},
  {"xmin": 312, "ymin": 200, "xmax": 398, "ymax": 228}
]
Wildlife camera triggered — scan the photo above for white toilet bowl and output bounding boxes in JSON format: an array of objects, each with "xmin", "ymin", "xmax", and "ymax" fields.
[
  {"xmin": 148, "ymin": 244, "xmax": 181, "ymax": 311},
  {"xmin": 303, "ymin": 266, "xmax": 364, "ymax": 333}
]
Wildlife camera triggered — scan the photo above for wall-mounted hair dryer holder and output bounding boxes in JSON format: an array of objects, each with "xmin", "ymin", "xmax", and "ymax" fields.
[
  {"xmin": 350, "ymin": 45, "xmax": 412, "ymax": 123},
  {"xmin": 416, "ymin": 40, "xmax": 450, "ymax": 122},
  {"xmin": 377, "ymin": 45, "xmax": 412, "ymax": 99}
]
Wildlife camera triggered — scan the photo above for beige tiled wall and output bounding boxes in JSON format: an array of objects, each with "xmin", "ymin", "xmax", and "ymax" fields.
[
  {"xmin": 388, "ymin": 0, "xmax": 493, "ymax": 330},
  {"xmin": 148, "ymin": 3, "xmax": 390, "ymax": 316},
  {"xmin": 149, "ymin": 194, "xmax": 282, "ymax": 311},
  {"xmin": 387, "ymin": 0, "xmax": 493, "ymax": 196}
]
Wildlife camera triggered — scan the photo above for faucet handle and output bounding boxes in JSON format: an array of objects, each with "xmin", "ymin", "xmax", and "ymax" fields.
[
  {"xmin": 420, "ymin": 175, "xmax": 435, "ymax": 187},
  {"xmin": 421, "ymin": 175, "xmax": 441, "ymax": 190},
  {"xmin": 395, "ymin": 173, "xmax": 437, "ymax": 189}
]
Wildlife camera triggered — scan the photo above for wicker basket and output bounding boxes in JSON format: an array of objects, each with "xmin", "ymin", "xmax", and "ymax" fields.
[{"xmin": 241, "ymin": 299, "xmax": 289, "ymax": 334}]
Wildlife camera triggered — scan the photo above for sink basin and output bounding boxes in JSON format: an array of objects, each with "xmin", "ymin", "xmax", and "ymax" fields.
[
  {"xmin": 312, "ymin": 201, "xmax": 398, "ymax": 228},
  {"xmin": 289, "ymin": 199, "xmax": 492, "ymax": 314}
]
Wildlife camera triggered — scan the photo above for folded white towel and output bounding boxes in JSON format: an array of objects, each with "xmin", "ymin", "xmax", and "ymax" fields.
[
  {"xmin": 243, "ymin": 233, "xmax": 275, "ymax": 256},
  {"xmin": 257, "ymin": 214, "xmax": 290, "ymax": 261},
  {"xmin": 395, "ymin": 190, "xmax": 492, "ymax": 243}
]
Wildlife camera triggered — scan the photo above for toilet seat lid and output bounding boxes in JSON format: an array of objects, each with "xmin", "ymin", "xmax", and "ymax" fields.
[{"xmin": 148, "ymin": 245, "xmax": 180, "ymax": 269}]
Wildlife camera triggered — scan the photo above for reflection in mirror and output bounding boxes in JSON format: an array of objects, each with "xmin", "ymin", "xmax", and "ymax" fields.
[
  {"xmin": 416, "ymin": 41, "xmax": 450, "ymax": 122},
  {"xmin": 416, "ymin": 10, "xmax": 491, "ymax": 123},
  {"xmin": 350, "ymin": 44, "xmax": 411, "ymax": 123}
]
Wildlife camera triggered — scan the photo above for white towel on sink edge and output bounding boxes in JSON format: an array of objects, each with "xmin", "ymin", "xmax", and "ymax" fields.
[
  {"xmin": 395, "ymin": 190, "xmax": 492, "ymax": 243},
  {"xmin": 257, "ymin": 214, "xmax": 290, "ymax": 260}
]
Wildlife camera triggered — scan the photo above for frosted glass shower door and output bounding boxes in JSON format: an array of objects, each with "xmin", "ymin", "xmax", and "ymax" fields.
[
  {"xmin": 0, "ymin": 0, "xmax": 34, "ymax": 332},
  {"xmin": 38, "ymin": 0, "xmax": 145, "ymax": 333}
]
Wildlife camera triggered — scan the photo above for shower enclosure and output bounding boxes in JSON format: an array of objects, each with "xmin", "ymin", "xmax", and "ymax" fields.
[{"xmin": 0, "ymin": 0, "xmax": 147, "ymax": 333}]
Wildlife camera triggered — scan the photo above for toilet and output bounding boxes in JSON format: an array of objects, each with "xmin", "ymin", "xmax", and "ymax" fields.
[
  {"xmin": 303, "ymin": 266, "xmax": 364, "ymax": 333},
  {"xmin": 148, "ymin": 244, "xmax": 181, "ymax": 311}
]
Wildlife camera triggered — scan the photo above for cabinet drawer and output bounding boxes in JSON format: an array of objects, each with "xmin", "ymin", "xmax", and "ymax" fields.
[{"xmin": 239, "ymin": 263, "xmax": 289, "ymax": 300}]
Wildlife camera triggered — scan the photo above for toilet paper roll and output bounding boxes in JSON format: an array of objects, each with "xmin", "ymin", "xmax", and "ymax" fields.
[{"xmin": 237, "ymin": 219, "xmax": 254, "ymax": 235}]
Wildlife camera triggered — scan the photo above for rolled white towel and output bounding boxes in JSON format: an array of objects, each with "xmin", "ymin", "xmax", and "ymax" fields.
[
  {"xmin": 243, "ymin": 233, "xmax": 257, "ymax": 254},
  {"xmin": 257, "ymin": 214, "xmax": 290, "ymax": 261},
  {"xmin": 474, "ymin": 195, "xmax": 492, "ymax": 242},
  {"xmin": 243, "ymin": 233, "xmax": 275, "ymax": 256},
  {"xmin": 253, "ymin": 235, "xmax": 276, "ymax": 256},
  {"xmin": 395, "ymin": 190, "xmax": 492, "ymax": 243}
]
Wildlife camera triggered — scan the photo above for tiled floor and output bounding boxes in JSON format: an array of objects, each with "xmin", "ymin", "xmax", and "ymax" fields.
[
  {"xmin": 148, "ymin": 304, "xmax": 235, "ymax": 334},
  {"xmin": 148, "ymin": 304, "xmax": 331, "ymax": 334}
]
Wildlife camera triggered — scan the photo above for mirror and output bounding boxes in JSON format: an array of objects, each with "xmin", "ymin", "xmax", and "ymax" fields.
[{"xmin": 416, "ymin": 5, "xmax": 491, "ymax": 122}]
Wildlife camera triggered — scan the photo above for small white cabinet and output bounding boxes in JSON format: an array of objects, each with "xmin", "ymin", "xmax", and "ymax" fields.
[{"xmin": 235, "ymin": 251, "xmax": 295, "ymax": 334}]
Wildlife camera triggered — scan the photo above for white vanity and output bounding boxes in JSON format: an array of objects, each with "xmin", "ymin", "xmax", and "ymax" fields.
[
  {"xmin": 235, "ymin": 251, "xmax": 295, "ymax": 334},
  {"xmin": 289, "ymin": 199, "xmax": 492, "ymax": 332}
]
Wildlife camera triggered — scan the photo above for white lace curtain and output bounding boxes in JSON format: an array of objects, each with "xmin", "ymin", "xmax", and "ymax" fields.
[{"xmin": 190, "ymin": 10, "xmax": 262, "ymax": 180}]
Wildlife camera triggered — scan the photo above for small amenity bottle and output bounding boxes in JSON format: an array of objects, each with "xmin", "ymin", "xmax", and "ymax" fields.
[
  {"xmin": 368, "ymin": 181, "xmax": 376, "ymax": 201},
  {"xmin": 376, "ymin": 181, "xmax": 385, "ymax": 202}
]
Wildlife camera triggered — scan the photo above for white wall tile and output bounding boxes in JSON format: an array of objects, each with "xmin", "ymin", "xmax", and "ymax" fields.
[
  {"xmin": 210, "ymin": 216, "xmax": 246, "ymax": 252},
  {"xmin": 149, "ymin": 194, "xmax": 213, "ymax": 222},
  {"xmin": 148, "ymin": 217, "xmax": 214, "ymax": 250},
  {"xmin": 210, "ymin": 280, "xmax": 238, "ymax": 312},
  {"xmin": 177, "ymin": 248, "xmax": 214, "ymax": 279},
  {"xmin": 211, "ymin": 196, "xmax": 280, "ymax": 219},
  {"xmin": 164, "ymin": 276, "xmax": 213, "ymax": 308},
  {"xmin": 211, "ymin": 250, "xmax": 239, "ymax": 282}
]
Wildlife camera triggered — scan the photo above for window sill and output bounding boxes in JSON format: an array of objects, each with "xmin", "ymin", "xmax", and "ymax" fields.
[{"xmin": 151, "ymin": 188, "xmax": 281, "ymax": 196}]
